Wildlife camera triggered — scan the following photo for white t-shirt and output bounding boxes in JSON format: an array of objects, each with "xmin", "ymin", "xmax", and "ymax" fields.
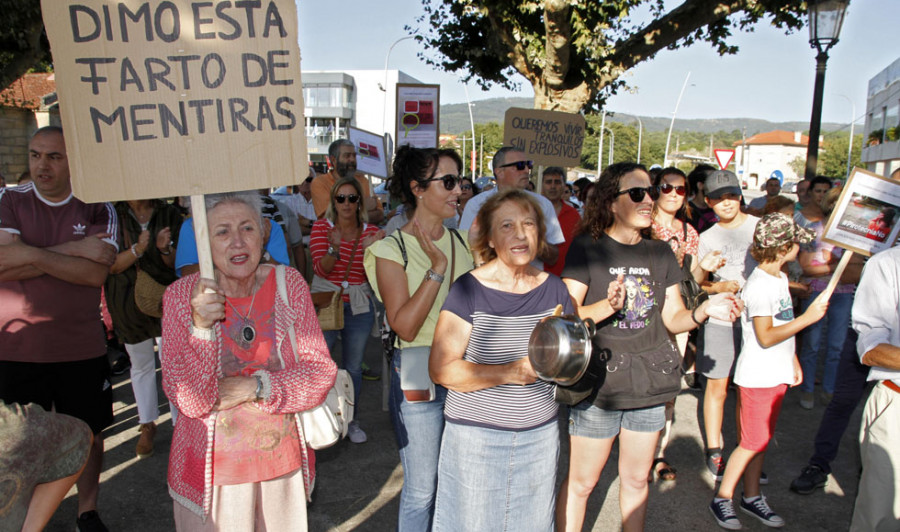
[
  {"xmin": 734, "ymin": 267, "xmax": 796, "ymax": 388},
  {"xmin": 698, "ymin": 214, "xmax": 759, "ymax": 325},
  {"xmin": 459, "ymin": 188, "xmax": 564, "ymax": 244}
]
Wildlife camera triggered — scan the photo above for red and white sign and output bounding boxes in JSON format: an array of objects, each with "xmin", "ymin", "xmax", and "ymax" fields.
[{"xmin": 714, "ymin": 149, "xmax": 735, "ymax": 170}]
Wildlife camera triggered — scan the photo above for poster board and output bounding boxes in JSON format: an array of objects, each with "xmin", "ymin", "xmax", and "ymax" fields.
[
  {"xmin": 503, "ymin": 108, "xmax": 585, "ymax": 167},
  {"xmin": 395, "ymin": 83, "xmax": 439, "ymax": 149},
  {"xmin": 822, "ymin": 167, "xmax": 900, "ymax": 256},
  {"xmin": 41, "ymin": 0, "xmax": 308, "ymax": 203},
  {"xmin": 348, "ymin": 126, "xmax": 388, "ymax": 178}
]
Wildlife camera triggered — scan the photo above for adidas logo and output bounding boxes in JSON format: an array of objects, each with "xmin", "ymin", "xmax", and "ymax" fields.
[{"xmin": 73, "ymin": 223, "xmax": 86, "ymax": 235}]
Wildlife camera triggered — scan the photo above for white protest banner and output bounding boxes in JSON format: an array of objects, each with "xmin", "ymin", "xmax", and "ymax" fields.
[
  {"xmin": 348, "ymin": 126, "xmax": 388, "ymax": 179},
  {"xmin": 503, "ymin": 108, "xmax": 585, "ymax": 167},
  {"xmin": 41, "ymin": 0, "xmax": 308, "ymax": 204},
  {"xmin": 395, "ymin": 83, "xmax": 439, "ymax": 149},
  {"xmin": 822, "ymin": 167, "xmax": 900, "ymax": 257}
]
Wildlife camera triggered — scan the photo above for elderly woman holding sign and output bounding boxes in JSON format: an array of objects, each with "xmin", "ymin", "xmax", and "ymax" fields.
[{"xmin": 161, "ymin": 192, "xmax": 336, "ymax": 531}]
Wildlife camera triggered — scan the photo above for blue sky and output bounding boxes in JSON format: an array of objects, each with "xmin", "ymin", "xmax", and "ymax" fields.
[{"xmin": 297, "ymin": 0, "xmax": 898, "ymax": 125}]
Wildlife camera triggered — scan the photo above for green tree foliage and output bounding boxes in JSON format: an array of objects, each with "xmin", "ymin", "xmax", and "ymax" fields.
[
  {"xmin": 0, "ymin": 0, "xmax": 49, "ymax": 90},
  {"xmin": 819, "ymin": 131, "xmax": 863, "ymax": 180},
  {"xmin": 411, "ymin": 0, "xmax": 805, "ymax": 113},
  {"xmin": 787, "ymin": 132, "xmax": 863, "ymax": 180}
]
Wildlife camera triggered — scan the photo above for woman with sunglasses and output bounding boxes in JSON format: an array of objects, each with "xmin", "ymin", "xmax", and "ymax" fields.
[
  {"xmin": 455, "ymin": 176, "xmax": 477, "ymax": 227},
  {"xmin": 647, "ymin": 167, "xmax": 707, "ymax": 482},
  {"xmin": 310, "ymin": 177, "xmax": 385, "ymax": 444},
  {"xmin": 556, "ymin": 163, "xmax": 742, "ymax": 532},
  {"xmin": 364, "ymin": 146, "xmax": 473, "ymax": 530}
]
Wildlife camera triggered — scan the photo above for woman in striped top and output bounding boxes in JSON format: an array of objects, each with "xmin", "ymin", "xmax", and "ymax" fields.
[
  {"xmin": 429, "ymin": 189, "xmax": 574, "ymax": 531},
  {"xmin": 310, "ymin": 177, "xmax": 384, "ymax": 444}
]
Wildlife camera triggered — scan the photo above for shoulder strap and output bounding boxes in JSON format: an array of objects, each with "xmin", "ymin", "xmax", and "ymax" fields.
[
  {"xmin": 389, "ymin": 232, "xmax": 409, "ymax": 270},
  {"xmin": 448, "ymin": 227, "xmax": 468, "ymax": 251},
  {"xmin": 275, "ymin": 265, "xmax": 299, "ymax": 362}
]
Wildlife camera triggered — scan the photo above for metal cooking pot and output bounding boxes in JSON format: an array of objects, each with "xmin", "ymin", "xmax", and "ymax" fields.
[{"xmin": 528, "ymin": 314, "xmax": 596, "ymax": 386}]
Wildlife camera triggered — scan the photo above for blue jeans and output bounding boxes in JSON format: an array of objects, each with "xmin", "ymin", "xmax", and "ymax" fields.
[
  {"xmin": 323, "ymin": 300, "xmax": 373, "ymax": 406},
  {"xmin": 389, "ymin": 354, "xmax": 447, "ymax": 532},
  {"xmin": 433, "ymin": 421, "xmax": 558, "ymax": 532},
  {"xmin": 799, "ymin": 291, "xmax": 853, "ymax": 394},
  {"xmin": 809, "ymin": 329, "xmax": 870, "ymax": 474}
]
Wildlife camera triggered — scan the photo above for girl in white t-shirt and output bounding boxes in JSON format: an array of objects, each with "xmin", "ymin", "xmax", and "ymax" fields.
[{"xmin": 709, "ymin": 213, "xmax": 827, "ymax": 530}]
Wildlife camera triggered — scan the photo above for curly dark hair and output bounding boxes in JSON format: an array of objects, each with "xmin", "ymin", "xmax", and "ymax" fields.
[
  {"xmin": 388, "ymin": 145, "xmax": 462, "ymax": 212},
  {"xmin": 578, "ymin": 162, "xmax": 647, "ymax": 240}
]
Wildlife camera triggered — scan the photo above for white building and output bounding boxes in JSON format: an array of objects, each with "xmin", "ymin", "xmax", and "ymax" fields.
[
  {"xmin": 861, "ymin": 57, "xmax": 900, "ymax": 177},
  {"xmin": 302, "ymin": 69, "xmax": 422, "ymax": 164},
  {"xmin": 733, "ymin": 130, "xmax": 811, "ymax": 188}
]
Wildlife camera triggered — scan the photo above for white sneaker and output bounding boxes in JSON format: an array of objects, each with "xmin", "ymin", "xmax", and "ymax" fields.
[{"xmin": 347, "ymin": 421, "xmax": 367, "ymax": 444}]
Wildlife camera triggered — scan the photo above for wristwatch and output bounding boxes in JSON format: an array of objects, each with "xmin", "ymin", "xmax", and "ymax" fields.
[
  {"xmin": 327, "ymin": 245, "xmax": 340, "ymax": 259},
  {"xmin": 424, "ymin": 269, "xmax": 445, "ymax": 284},
  {"xmin": 254, "ymin": 375, "xmax": 263, "ymax": 401}
]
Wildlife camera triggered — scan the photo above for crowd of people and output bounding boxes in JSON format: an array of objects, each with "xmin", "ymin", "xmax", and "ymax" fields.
[{"xmin": 1, "ymin": 127, "xmax": 898, "ymax": 532}]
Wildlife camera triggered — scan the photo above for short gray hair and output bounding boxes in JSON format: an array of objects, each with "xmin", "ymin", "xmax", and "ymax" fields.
[
  {"xmin": 204, "ymin": 191, "xmax": 264, "ymax": 226},
  {"xmin": 328, "ymin": 139, "xmax": 355, "ymax": 162}
]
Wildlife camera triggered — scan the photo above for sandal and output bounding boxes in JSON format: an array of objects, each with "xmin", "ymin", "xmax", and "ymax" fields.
[{"xmin": 652, "ymin": 458, "xmax": 677, "ymax": 482}]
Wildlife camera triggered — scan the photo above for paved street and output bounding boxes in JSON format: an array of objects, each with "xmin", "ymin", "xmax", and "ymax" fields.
[{"xmin": 45, "ymin": 294, "xmax": 865, "ymax": 532}]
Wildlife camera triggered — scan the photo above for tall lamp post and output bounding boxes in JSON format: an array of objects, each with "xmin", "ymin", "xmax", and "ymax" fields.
[
  {"xmin": 663, "ymin": 72, "xmax": 692, "ymax": 167},
  {"xmin": 803, "ymin": 0, "xmax": 849, "ymax": 181}
]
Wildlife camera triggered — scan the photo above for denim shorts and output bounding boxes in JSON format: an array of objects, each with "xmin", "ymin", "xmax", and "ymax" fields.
[{"xmin": 568, "ymin": 401, "xmax": 666, "ymax": 439}]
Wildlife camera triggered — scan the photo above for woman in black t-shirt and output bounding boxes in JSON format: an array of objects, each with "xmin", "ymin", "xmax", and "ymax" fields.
[{"xmin": 556, "ymin": 163, "xmax": 742, "ymax": 532}]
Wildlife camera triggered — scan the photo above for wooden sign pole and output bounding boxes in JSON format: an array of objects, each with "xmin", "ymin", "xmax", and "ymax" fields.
[
  {"xmin": 190, "ymin": 195, "xmax": 215, "ymax": 281},
  {"xmin": 820, "ymin": 250, "xmax": 854, "ymax": 302}
]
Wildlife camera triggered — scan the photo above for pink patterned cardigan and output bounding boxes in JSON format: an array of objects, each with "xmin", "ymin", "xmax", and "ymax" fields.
[{"xmin": 161, "ymin": 266, "xmax": 337, "ymax": 518}]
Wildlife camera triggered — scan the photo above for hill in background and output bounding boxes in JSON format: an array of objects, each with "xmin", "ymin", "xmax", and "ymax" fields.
[{"xmin": 440, "ymin": 97, "xmax": 850, "ymax": 136}]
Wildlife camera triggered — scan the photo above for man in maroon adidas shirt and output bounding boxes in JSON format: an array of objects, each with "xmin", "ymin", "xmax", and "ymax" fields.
[{"xmin": 0, "ymin": 126, "xmax": 118, "ymax": 532}]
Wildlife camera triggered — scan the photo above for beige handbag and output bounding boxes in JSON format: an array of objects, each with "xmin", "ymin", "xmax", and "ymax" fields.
[
  {"xmin": 316, "ymin": 236, "xmax": 360, "ymax": 331},
  {"xmin": 134, "ymin": 269, "xmax": 166, "ymax": 318},
  {"xmin": 275, "ymin": 265, "xmax": 354, "ymax": 449}
]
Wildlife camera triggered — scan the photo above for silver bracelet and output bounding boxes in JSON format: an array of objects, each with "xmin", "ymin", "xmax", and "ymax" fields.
[{"xmin": 130, "ymin": 244, "xmax": 142, "ymax": 258}]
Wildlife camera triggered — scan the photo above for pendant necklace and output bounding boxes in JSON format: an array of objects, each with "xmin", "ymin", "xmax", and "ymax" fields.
[{"xmin": 225, "ymin": 281, "xmax": 258, "ymax": 350}]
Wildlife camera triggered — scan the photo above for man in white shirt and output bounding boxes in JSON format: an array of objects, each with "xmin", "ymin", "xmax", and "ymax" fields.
[
  {"xmin": 849, "ymin": 245, "xmax": 900, "ymax": 531},
  {"xmin": 459, "ymin": 147, "xmax": 563, "ymax": 266}
]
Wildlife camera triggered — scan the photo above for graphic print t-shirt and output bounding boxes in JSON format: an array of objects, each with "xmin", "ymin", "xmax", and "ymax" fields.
[
  {"xmin": 735, "ymin": 268, "xmax": 796, "ymax": 388},
  {"xmin": 562, "ymin": 234, "xmax": 681, "ymax": 334}
]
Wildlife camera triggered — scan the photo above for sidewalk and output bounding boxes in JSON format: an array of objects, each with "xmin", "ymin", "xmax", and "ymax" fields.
[{"xmin": 47, "ymin": 339, "xmax": 863, "ymax": 531}]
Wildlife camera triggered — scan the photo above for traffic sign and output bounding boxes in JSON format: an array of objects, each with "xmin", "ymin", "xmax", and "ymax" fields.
[{"xmin": 714, "ymin": 149, "xmax": 735, "ymax": 170}]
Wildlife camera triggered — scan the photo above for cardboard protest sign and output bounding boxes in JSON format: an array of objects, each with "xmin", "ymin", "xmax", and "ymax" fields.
[
  {"xmin": 822, "ymin": 168, "xmax": 900, "ymax": 256},
  {"xmin": 348, "ymin": 126, "xmax": 388, "ymax": 179},
  {"xmin": 503, "ymin": 108, "xmax": 585, "ymax": 167},
  {"xmin": 41, "ymin": 0, "xmax": 308, "ymax": 203},
  {"xmin": 395, "ymin": 84, "xmax": 439, "ymax": 149}
]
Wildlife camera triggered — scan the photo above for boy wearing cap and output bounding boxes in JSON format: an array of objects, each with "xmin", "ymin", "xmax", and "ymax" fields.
[
  {"xmin": 709, "ymin": 213, "xmax": 827, "ymax": 530},
  {"xmin": 696, "ymin": 170, "xmax": 759, "ymax": 480}
]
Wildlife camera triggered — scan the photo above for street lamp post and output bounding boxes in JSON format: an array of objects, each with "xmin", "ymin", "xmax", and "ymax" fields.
[
  {"xmin": 803, "ymin": 0, "xmax": 849, "ymax": 181},
  {"xmin": 836, "ymin": 93, "xmax": 856, "ymax": 179},
  {"xmin": 613, "ymin": 112, "xmax": 643, "ymax": 164},
  {"xmin": 664, "ymin": 72, "xmax": 692, "ymax": 168},
  {"xmin": 381, "ymin": 35, "xmax": 416, "ymax": 137}
]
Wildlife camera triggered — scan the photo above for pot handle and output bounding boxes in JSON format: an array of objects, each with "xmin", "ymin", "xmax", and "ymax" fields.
[{"xmin": 583, "ymin": 318, "xmax": 596, "ymax": 337}]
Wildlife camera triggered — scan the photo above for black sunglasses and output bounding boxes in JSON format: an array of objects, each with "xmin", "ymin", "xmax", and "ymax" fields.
[
  {"xmin": 498, "ymin": 160, "xmax": 534, "ymax": 171},
  {"xmin": 420, "ymin": 174, "xmax": 462, "ymax": 191},
  {"xmin": 461, "ymin": 184, "xmax": 473, "ymax": 191},
  {"xmin": 335, "ymin": 194, "xmax": 360, "ymax": 204},
  {"xmin": 658, "ymin": 183, "xmax": 686, "ymax": 196},
  {"xmin": 616, "ymin": 186, "xmax": 659, "ymax": 203}
]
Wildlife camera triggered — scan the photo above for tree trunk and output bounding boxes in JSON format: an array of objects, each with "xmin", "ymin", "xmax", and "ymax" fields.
[{"xmin": 532, "ymin": 77, "xmax": 591, "ymax": 113}]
